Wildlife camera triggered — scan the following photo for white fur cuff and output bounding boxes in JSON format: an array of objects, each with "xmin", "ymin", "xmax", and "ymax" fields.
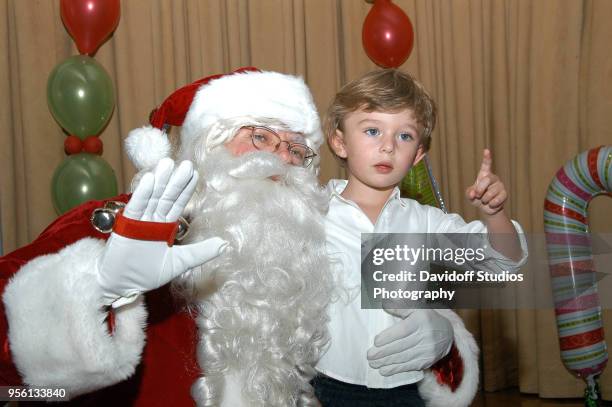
[
  {"xmin": 2, "ymin": 238, "xmax": 147, "ymax": 397},
  {"xmin": 418, "ymin": 309, "xmax": 479, "ymax": 407}
]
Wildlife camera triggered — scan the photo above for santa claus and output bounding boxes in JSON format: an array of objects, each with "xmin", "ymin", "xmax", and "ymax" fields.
[{"xmin": 0, "ymin": 68, "xmax": 475, "ymax": 406}]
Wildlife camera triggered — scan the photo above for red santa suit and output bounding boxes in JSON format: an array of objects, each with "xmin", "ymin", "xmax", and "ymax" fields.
[{"xmin": 0, "ymin": 195, "xmax": 202, "ymax": 406}]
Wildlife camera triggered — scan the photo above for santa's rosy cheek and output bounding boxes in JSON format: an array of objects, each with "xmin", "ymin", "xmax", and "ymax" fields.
[{"xmin": 225, "ymin": 140, "xmax": 257, "ymax": 157}]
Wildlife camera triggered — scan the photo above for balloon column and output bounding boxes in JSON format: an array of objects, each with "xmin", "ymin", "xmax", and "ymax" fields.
[
  {"xmin": 544, "ymin": 145, "xmax": 612, "ymax": 407},
  {"xmin": 48, "ymin": 0, "xmax": 121, "ymax": 214},
  {"xmin": 362, "ymin": 0, "xmax": 414, "ymax": 68}
]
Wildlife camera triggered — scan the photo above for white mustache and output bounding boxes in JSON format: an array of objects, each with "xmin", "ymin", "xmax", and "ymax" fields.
[{"xmin": 227, "ymin": 151, "xmax": 288, "ymax": 179}]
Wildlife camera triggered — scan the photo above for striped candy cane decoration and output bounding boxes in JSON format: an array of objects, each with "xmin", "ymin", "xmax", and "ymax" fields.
[{"xmin": 544, "ymin": 146, "xmax": 611, "ymax": 400}]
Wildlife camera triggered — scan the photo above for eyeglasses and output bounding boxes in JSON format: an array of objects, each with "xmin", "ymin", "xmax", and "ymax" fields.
[{"xmin": 241, "ymin": 125, "xmax": 316, "ymax": 168}]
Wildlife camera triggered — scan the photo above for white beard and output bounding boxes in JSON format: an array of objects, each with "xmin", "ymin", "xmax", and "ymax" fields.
[{"xmin": 173, "ymin": 148, "xmax": 333, "ymax": 407}]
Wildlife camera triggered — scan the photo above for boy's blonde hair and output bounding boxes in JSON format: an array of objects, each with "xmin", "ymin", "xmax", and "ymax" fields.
[{"xmin": 325, "ymin": 69, "xmax": 437, "ymax": 161}]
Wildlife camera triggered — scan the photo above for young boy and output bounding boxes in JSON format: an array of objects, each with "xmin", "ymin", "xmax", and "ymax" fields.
[{"xmin": 314, "ymin": 69, "xmax": 527, "ymax": 406}]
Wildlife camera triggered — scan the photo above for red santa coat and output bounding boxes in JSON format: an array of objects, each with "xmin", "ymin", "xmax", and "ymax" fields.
[
  {"xmin": 0, "ymin": 196, "xmax": 200, "ymax": 406},
  {"xmin": 0, "ymin": 197, "xmax": 474, "ymax": 406}
]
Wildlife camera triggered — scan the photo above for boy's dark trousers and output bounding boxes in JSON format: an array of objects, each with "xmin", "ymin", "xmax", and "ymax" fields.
[{"xmin": 312, "ymin": 375, "xmax": 425, "ymax": 407}]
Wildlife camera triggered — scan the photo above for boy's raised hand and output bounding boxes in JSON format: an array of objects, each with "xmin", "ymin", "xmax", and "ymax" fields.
[{"xmin": 465, "ymin": 149, "xmax": 507, "ymax": 216}]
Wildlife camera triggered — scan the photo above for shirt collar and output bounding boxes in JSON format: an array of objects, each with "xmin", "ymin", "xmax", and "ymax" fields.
[{"xmin": 327, "ymin": 179, "xmax": 407, "ymax": 207}]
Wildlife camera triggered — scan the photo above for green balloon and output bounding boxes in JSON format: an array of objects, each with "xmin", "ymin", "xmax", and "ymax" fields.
[
  {"xmin": 47, "ymin": 55, "xmax": 115, "ymax": 139},
  {"xmin": 51, "ymin": 153, "xmax": 118, "ymax": 214},
  {"xmin": 399, "ymin": 156, "xmax": 447, "ymax": 212}
]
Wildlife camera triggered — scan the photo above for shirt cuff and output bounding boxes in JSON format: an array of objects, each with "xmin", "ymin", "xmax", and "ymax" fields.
[{"xmin": 480, "ymin": 220, "xmax": 529, "ymax": 271}]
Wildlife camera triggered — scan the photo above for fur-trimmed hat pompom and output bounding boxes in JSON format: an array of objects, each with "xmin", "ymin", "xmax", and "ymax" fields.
[{"xmin": 125, "ymin": 126, "xmax": 171, "ymax": 170}]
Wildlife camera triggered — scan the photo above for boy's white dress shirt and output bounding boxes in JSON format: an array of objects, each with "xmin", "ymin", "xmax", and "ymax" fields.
[{"xmin": 316, "ymin": 179, "xmax": 528, "ymax": 389}]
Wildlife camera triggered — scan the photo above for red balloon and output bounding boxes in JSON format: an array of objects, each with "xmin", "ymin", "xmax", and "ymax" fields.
[
  {"xmin": 60, "ymin": 0, "xmax": 121, "ymax": 56},
  {"xmin": 83, "ymin": 136, "xmax": 103, "ymax": 155},
  {"xmin": 64, "ymin": 135, "xmax": 83, "ymax": 155},
  {"xmin": 362, "ymin": 0, "xmax": 414, "ymax": 68}
]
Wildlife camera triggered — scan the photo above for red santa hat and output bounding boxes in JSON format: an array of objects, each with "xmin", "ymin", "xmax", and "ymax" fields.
[{"xmin": 125, "ymin": 67, "xmax": 323, "ymax": 170}]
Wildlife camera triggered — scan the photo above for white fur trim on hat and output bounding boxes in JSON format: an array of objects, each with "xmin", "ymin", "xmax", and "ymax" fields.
[
  {"xmin": 125, "ymin": 126, "xmax": 172, "ymax": 170},
  {"xmin": 181, "ymin": 71, "xmax": 323, "ymax": 154}
]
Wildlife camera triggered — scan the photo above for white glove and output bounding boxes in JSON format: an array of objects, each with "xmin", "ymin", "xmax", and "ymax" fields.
[
  {"xmin": 97, "ymin": 158, "xmax": 228, "ymax": 308},
  {"xmin": 367, "ymin": 309, "xmax": 454, "ymax": 376}
]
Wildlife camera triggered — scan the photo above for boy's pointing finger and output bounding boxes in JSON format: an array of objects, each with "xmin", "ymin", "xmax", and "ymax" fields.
[{"xmin": 478, "ymin": 148, "xmax": 493, "ymax": 176}]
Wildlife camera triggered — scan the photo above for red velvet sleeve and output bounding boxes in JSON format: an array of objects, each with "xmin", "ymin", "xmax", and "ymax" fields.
[
  {"xmin": 430, "ymin": 343, "xmax": 464, "ymax": 392},
  {"xmin": 0, "ymin": 194, "xmax": 130, "ymax": 385}
]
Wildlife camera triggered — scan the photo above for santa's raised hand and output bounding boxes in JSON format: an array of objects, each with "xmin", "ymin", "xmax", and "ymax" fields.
[
  {"xmin": 97, "ymin": 158, "xmax": 228, "ymax": 308},
  {"xmin": 465, "ymin": 149, "xmax": 507, "ymax": 216}
]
